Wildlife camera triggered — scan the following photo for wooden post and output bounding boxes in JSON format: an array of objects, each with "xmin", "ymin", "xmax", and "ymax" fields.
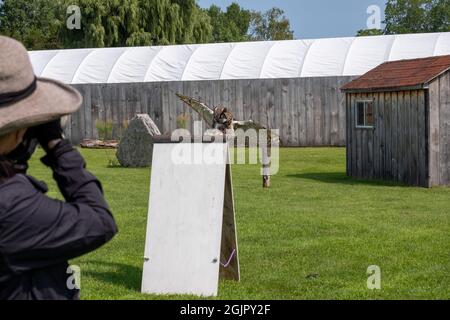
[
  {"xmin": 262, "ymin": 130, "xmax": 271, "ymax": 188},
  {"xmin": 262, "ymin": 148, "xmax": 271, "ymax": 188}
]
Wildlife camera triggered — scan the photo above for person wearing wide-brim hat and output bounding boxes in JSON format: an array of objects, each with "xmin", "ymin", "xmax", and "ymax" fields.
[{"xmin": 0, "ymin": 36, "xmax": 118, "ymax": 300}]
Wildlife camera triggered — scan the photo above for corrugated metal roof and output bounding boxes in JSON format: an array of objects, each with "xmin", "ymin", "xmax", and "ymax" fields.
[{"xmin": 341, "ymin": 55, "xmax": 450, "ymax": 92}]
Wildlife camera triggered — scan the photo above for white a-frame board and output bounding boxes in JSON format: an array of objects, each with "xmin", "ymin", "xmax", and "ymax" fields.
[{"xmin": 142, "ymin": 142, "xmax": 239, "ymax": 297}]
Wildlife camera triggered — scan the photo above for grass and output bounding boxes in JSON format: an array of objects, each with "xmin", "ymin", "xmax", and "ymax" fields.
[{"xmin": 27, "ymin": 147, "xmax": 449, "ymax": 300}]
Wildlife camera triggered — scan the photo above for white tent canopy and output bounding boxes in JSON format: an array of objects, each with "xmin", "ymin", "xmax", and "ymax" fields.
[{"xmin": 28, "ymin": 32, "xmax": 450, "ymax": 84}]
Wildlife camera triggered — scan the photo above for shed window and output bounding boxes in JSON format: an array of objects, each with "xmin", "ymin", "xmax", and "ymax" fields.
[{"xmin": 356, "ymin": 100, "xmax": 374, "ymax": 128}]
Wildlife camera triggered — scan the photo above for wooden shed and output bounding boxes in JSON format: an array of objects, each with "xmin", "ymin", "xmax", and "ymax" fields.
[{"xmin": 341, "ymin": 55, "xmax": 450, "ymax": 187}]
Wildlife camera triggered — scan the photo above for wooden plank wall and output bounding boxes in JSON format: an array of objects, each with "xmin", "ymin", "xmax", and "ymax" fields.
[
  {"xmin": 68, "ymin": 76, "xmax": 355, "ymax": 146},
  {"xmin": 439, "ymin": 72, "xmax": 450, "ymax": 186},
  {"xmin": 429, "ymin": 71, "xmax": 450, "ymax": 186},
  {"xmin": 346, "ymin": 90, "xmax": 429, "ymax": 187}
]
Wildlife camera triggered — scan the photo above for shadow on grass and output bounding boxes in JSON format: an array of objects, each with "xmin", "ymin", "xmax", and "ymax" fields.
[
  {"xmin": 83, "ymin": 260, "xmax": 142, "ymax": 292},
  {"xmin": 288, "ymin": 172, "xmax": 409, "ymax": 188},
  {"xmin": 83, "ymin": 260, "xmax": 210, "ymax": 300}
]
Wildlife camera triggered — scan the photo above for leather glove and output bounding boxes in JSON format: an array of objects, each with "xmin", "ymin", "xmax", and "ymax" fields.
[{"xmin": 33, "ymin": 120, "xmax": 63, "ymax": 151}]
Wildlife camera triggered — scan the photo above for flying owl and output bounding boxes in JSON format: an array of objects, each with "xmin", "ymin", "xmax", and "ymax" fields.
[
  {"xmin": 176, "ymin": 93, "xmax": 277, "ymax": 188},
  {"xmin": 176, "ymin": 93, "xmax": 270, "ymax": 137}
]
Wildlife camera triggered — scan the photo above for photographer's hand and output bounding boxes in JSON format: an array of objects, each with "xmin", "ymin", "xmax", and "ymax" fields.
[{"xmin": 34, "ymin": 120, "xmax": 63, "ymax": 151}]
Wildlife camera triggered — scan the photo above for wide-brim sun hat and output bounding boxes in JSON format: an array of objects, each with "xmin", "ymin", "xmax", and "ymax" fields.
[{"xmin": 0, "ymin": 36, "xmax": 82, "ymax": 136}]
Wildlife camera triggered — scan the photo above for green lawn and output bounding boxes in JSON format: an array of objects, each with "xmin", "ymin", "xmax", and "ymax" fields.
[{"xmin": 28, "ymin": 147, "xmax": 449, "ymax": 300}]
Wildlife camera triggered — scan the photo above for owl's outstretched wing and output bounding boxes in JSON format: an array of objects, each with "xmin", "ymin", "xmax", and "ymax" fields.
[
  {"xmin": 233, "ymin": 120, "xmax": 282, "ymax": 146},
  {"xmin": 176, "ymin": 93, "xmax": 214, "ymax": 127},
  {"xmin": 233, "ymin": 120, "xmax": 266, "ymax": 131}
]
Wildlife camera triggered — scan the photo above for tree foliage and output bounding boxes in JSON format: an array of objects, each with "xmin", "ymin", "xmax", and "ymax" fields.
[
  {"xmin": 0, "ymin": 0, "xmax": 213, "ymax": 49},
  {"xmin": 384, "ymin": 0, "xmax": 449, "ymax": 34},
  {"xmin": 131, "ymin": 0, "xmax": 212, "ymax": 46},
  {"xmin": 207, "ymin": 3, "xmax": 251, "ymax": 43},
  {"xmin": 0, "ymin": 0, "xmax": 64, "ymax": 49},
  {"xmin": 356, "ymin": 28, "xmax": 384, "ymax": 37},
  {"xmin": 0, "ymin": 0, "xmax": 295, "ymax": 50},
  {"xmin": 207, "ymin": 3, "xmax": 295, "ymax": 43},
  {"xmin": 59, "ymin": 0, "xmax": 212, "ymax": 48},
  {"xmin": 58, "ymin": 0, "xmax": 135, "ymax": 48},
  {"xmin": 356, "ymin": 0, "xmax": 448, "ymax": 36},
  {"xmin": 249, "ymin": 7, "xmax": 294, "ymax": 41}
]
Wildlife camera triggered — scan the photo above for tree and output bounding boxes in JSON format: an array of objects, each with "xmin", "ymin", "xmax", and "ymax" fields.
[
  {"xmin": 0, "ymin": 0, "xmax": 64, "ymax": 49},
  {"xmin": 249, "ymin": 7, "xmax": 294, "ymax": 41},
  {"xmin": 171, "ymin": 0, "xmax": 212, "ymax": 44},
  {"xmin": 126, "ymin": 0, "xmax": 211, "ymax": 46},
  {"xmin": 132, "ymin": 0, "xmax": 183, "ymax": 46},
  {"xmin": 58, "ymin": 0, "xmax": 141, "ymax": 48},
  {"xmin": 384, "ymin": 0, "xmax": 450, "ymax": 34},
  {"xmin": 59, "ymin": 0, "xmax": 212, "ymax": 48},
  {"xmin": 190, "ymin": 7, "xmax": 212, "ymax": 44},
  {"xmin": 1, "ymin": 0, "xmax": 297, "ymax": 50},
  {"xmin": 356, "ymin": 28, "xmax": 384, "ymax": 36},
  {"xmin": 427, "ymin": 0, "xmax": 450, "ymax": 32},
  {"xmin": 207, "ymin": 2, "xmax": 251, "ymax": 43}
]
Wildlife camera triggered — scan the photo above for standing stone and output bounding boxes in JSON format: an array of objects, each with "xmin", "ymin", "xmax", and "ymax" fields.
[{"xmin": 116, "ymin": 114, "xmax": 161, "ymax": 167}]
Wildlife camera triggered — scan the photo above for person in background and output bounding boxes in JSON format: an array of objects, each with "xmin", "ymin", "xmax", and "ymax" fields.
[{"xmin": 0, "ymin": 36, "xmax": 118, "ymax": 300}]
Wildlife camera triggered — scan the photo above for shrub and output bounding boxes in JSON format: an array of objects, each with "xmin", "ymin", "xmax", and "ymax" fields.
[
  {"xmin": 96, "ymin": 120, "xmax": 114, "ymax": 140},
  {"xmin": 176, "ymin": 113, "xmax": 190, "ymax": 129}
]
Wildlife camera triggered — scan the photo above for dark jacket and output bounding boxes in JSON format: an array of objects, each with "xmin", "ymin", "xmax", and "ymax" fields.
[{"xmin": 0, "ymin": 140, "xmax": 118, "ymax": 300}]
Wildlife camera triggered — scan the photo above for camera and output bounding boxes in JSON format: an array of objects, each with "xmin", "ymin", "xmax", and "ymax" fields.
[
  {"xmin": 6, "ymin": 129, "xmax": 39, "ymax": 173},
  {"xmin": 5, "ymin": 116, "xmax": 68, "ymax": 173}
]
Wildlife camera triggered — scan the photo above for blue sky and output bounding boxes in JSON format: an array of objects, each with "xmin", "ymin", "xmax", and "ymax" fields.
[{"xmin": 198, "ymin": 0, "xmax": 387, "ymax": 39}]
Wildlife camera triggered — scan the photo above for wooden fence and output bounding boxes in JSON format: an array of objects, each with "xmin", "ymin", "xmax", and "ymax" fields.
[{"xmin": 69, "ymin": 76, "xmax": 355, "ymax": 147}]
